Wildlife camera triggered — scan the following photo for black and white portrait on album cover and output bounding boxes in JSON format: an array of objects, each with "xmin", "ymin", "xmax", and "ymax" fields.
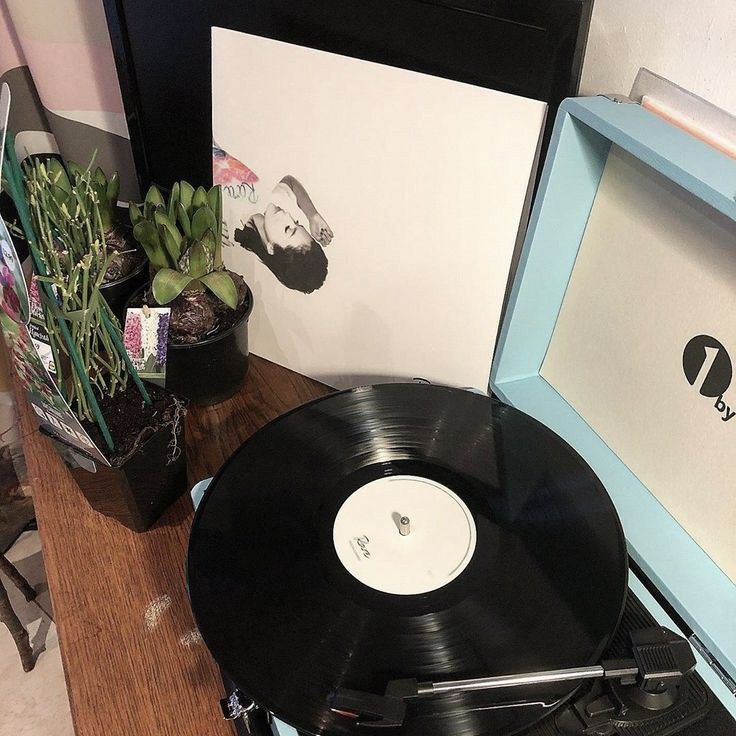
[{"xmin": 233, "ymin": 176, "xmax": 333, "ymax": 294}]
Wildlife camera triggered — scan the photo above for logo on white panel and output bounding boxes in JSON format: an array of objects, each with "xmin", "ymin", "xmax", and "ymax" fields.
[{"xmin": 682, "ymin": 335, "xmax": 733, "ymax": 422}]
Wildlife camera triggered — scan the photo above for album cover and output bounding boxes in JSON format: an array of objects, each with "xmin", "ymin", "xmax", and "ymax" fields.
[{"xmin": 213, "ymin": 28, "xmax": 546, "ymax": 390}]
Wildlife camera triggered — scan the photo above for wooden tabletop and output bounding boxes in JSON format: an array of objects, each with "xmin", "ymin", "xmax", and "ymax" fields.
[{"xmin": 17, "ymin": 356, "xmax": 330, "ymax": 736}]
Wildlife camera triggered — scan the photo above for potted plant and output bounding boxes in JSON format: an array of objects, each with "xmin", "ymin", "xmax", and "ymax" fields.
[
  {"xmin": 2, "ymin": 141, "xmax": 187, "ymax": 532},
  {"xmin": 52, "ymin": 159, "xmax": 147, "ymax": 322},
  {"xmin": 128, "ymin": 182, "xmax": 253, "ymax": 405}
]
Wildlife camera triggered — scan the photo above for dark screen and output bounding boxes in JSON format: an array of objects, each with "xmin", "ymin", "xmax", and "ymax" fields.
[{"xmin": 103, "ymin": 0, "xmax": 592, "ymax": 191}]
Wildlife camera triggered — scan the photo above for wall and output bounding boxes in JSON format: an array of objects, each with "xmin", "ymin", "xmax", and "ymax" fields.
[
  {"xmin": 580, "ymin": 0, "xmax": 736, "ymax": 115},
  {"xmin": 0, "ymin": 0, "xmax": 138, "ymax": 199}
]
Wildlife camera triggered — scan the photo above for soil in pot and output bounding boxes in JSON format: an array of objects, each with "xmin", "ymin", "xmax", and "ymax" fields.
[
  {"xmin": 127, "ymin": 281, "xmax": 253, "ymax": 406},
  {"xmin": 45, "ymin": 384, "xmax": 188, "ymax": 532},
  {"xmin": 80, "ymin": 383, "xmax": 186, "ymax": 464}
]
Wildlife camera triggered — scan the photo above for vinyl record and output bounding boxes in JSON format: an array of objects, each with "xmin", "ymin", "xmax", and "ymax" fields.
[{"xmin": 188, "ymin": 384, "xmax": 627, "ymax": 736}]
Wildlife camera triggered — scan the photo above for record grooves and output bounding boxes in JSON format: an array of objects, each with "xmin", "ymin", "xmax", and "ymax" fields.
[{"xmin": 188, "ymin": 384, "xmax": 628, "ymax": 736}]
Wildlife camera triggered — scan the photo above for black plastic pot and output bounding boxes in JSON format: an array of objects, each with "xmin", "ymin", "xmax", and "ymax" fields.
[
  {"xmin": 43, "ymin": 392, "xmax": 188, "ymax": 532},
  {"xmin": 100, "ymin": 258, "xmax": 148, "ymax": 323},
  {"xmin": 127, "ymin": 283, "xmax": 254, "ymax": 406}
]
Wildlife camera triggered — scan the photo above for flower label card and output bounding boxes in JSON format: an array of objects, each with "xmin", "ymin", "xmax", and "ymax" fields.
[
  {"xmin": 124, "ymin": 306, "xmax": 171, "ymax": 381},
  {"xmin": 0, "ymin": 208, "xmax": 30, "ymax": 325}
]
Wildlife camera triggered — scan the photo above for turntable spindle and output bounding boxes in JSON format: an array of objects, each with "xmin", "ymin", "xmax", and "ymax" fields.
[{"xmin": 399, "ymin": 516, "xmax": 411, "ymax": 536}]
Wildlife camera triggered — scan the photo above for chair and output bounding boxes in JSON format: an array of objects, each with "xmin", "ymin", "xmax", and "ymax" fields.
[{"xmin": 0, "ymin": 552, "xmax": 36, "ymax": 671}]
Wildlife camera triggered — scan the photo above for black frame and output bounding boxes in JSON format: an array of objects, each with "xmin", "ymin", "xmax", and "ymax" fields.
[{"xmin": 103, "ymin": 0, "xmax": 593, "ymax": 193}]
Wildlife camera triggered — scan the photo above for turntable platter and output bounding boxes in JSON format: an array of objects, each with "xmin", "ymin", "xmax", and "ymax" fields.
[{"xmin": 187, "ymin": 384, "xmax": 627, "ymax": 736}]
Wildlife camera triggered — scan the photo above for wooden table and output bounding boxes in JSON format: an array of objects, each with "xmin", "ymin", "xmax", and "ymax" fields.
[{"xmin": 17, "ymin": 356, "xmax": 330, "ymax": 736}]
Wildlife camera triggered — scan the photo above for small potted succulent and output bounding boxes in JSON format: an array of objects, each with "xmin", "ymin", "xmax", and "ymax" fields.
[
  {"xmin": 54, "ymin": 159, "xmax": 147, "ymax": 321},
  {"xmin": 128, "ymin": 182, "xmax": 253, "ymax": 405},
  {"xmin": 2, "ymin": 141, "xmax": 187, "ymax": 532}
]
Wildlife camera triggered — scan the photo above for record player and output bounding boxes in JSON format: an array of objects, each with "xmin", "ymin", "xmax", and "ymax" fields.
[{"xmin": 186, "ymin": 91, "xmax": 736, "ymax": 736}]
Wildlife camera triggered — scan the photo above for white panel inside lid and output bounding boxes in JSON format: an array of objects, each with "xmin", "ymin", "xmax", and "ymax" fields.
[{"xmin": 541, "ymin": 145, "xmax": 736, "ymax": 583}]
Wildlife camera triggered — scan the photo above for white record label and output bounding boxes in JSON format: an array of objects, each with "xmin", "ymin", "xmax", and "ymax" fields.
[{"xmin": 332, "ymin": 474, "xmax": 477, "ymax": 595}]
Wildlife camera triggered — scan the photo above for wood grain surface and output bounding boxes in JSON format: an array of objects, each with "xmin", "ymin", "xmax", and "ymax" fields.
[{"xmin": 16, "ymin": 356, "xmax": 330, "ymax": 736}]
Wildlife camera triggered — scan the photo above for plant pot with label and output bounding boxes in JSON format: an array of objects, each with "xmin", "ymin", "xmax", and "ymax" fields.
[
  {"xmin": 41, "ymin": 384, "xmax": 188, "ymax": 532},
  {"xmin": 2, "ymin": 150, "xmax": 187, "ymax": 532},
  {"xmin": 127, "ymin": 281, "xmax": 253, "ymax": 405},
  {"xmin": 128, "ymin": 181, "xmax": 254, "ymax": 406}
]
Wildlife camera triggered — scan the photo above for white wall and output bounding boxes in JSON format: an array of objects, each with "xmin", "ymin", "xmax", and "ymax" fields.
[{"xmin": 580, "ymin": 0, "xmax": 736, "ymax": 115}]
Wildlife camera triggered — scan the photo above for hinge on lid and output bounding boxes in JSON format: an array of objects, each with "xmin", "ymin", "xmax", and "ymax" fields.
[
  {"xmin": 600, "ymin": 94, "xmax": 637, "ymax": 105},
  {"xmin": 689, "ymin": 635, "xmax": 736, "ymax": 695}
]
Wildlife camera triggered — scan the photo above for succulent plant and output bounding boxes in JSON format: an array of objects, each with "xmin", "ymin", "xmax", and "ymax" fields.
[{"xmin": 130, "ymin": 182, "xmax": 238, "ymax": 309}]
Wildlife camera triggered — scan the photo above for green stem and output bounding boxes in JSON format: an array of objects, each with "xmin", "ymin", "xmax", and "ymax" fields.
[
  {"xmin": 100, "ymin": 307, "xmax": 150, "ymax": 404},
  {"xmin": 3, "ymin": 140, "xmax": 115, "ymax": 450}
]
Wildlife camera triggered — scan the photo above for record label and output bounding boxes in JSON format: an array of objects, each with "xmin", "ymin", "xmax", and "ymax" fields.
[{"xmin": 332, "ymin": 475, "xmax": 477, "ymax": 595}]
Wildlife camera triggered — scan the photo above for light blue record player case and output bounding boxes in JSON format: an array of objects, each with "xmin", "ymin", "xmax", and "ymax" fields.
[
  {"xmin": 491, "ymin": 95, "xmax": 736, "ymax": 714},
  {"xmin": 192, "ymin": 95, "xmax": 736, "ymax": 729}
]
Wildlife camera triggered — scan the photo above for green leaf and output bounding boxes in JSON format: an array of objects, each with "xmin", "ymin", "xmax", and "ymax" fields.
[
  {"xmin": 133, "ymin": 220, "xmax": 170, "ymax": 269},
  {"xmin": 200, "ymin": 228, "xmax": 216, "ymax": 258},
  {"xmin": 190, "ymin": 205, "xmax": 216, "ymax": 241},
  {"xmin": 66, "ymin": 160, "xmax": 84, "ymax": 182},
  {"xmin": 154, "ymin": 208, "xmax": 181, "ymax": 243},
  {"xmin": 179, "ymin": 181, "xmax": 195, "ymax": 212},
  {"xmin": 207, "ymin": 185, "xmax": 221, "ymax": 221},
  {"xmin": 145, "ymin": 184, "xmax": 165, "ymax": 207},
  {"xmin": 129, "ymin": 201, "xmax": 143, "ymax": 226},
  {"xmin": 187, "ymin": 242, "xmax": 209, "ymax": 279},
  {"xmin": 92, "ymin": 182, "xmax": 114, "ymax": 231},
  {"xmin": 48, "ymin": 158, "xmax": 71, "ymax": 193},
  {"xmin": 199, "ymin": 270, "xmax": 238, "ymax": 309},
  {"xmin": 192, "ymin": 185, "xmax": 208, "ymax": 210},
  {"xmin": 175, "ymin": 201, "xmax": 191, "ymax": 237},
  {"xmin": 158, "ymin": 223, "xmax": 182, "ymax": 264},
  {"xmin": 106, "ymin": 172, "xmax": 120, "ymax": 206},
  {"xmin": 50, "ymin": 184, "xmax": 69, "ymax": 208},
  {"xmin": 208, "ymin": 185, "xmax": 223, "ymax": 266},
  {"xmin": 168, "ymin": 181, "xmax": 179, "ymax": 220},
  {"xmin": 93, "ymin": 166, "xmax": 107, "ymax": 188},
  {"xmin": 152, "ymin": 268, "xmax": 193, "ymax": 304}
]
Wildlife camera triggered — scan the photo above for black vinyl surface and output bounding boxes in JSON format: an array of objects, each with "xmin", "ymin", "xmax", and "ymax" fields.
[
  {"xmin": 188, "ymin": 384, "xmax": 628, "ymax": 736},
  {"xmin": 103, "ymin": 0, "xmax": 593, "ymax": 192}
]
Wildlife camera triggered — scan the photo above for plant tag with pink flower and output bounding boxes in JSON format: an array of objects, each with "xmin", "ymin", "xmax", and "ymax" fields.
[
  {"xmin": 124, "ymin": 306, "xmax": 171, "ymax": 383},
  {"xmin": 0, "ymin": 215, "xmax": 30, "ymax": 325}
]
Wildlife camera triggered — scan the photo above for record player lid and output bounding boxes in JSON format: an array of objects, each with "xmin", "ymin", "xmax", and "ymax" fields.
[{"xmin": 491, "ymin": 95, "xmax": 736, "ymax": 685}]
